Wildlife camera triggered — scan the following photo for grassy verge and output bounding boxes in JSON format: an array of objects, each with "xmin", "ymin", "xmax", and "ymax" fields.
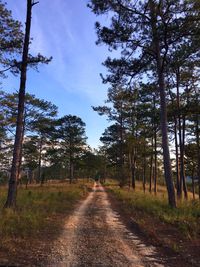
[
  {"xmin": 107, "ymin": 183, "xmax": 200, "ymax": 252},
  {"xmin": 0, "ymin": 182, "xmax": 88, "ymax": 238},
  {"xmin": 0, "ymin": 182, "xmax": 89, "ymax": 265}
]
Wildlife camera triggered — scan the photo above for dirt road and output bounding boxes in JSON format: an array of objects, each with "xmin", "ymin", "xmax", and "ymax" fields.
[{"xmin": 48, "ymin": 183, "xmax": 166, "ymax": 267}]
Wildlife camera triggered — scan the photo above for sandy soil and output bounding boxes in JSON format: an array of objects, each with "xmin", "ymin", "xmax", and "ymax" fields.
[{"xmin": 48, "ymin": 183, "xmax": 166, "ymax": 267}]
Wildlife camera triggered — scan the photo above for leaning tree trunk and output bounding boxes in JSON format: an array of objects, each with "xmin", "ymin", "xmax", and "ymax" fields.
[
  {"xmin": 149, "ymin": 0, "xmax": 176, "ymax": 208},
  {"xmin": 4, "ymin": 0, "xmax": 33, "ymax": 208}
]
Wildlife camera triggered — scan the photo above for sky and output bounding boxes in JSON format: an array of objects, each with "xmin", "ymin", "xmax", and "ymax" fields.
[{"xmin": 2, "ymin": 0, "xmax": 112, "ymax": 149}]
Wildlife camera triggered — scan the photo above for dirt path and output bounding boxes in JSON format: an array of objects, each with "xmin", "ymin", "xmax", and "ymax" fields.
[{"xmin": 48, "ymin": 183, "xmax": 165, "ymax": 267}]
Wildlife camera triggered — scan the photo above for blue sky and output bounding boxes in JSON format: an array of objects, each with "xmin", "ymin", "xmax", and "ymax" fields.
[{"xmin": 2, "ymin": 0, "xmax": 111, "ymax": 148}]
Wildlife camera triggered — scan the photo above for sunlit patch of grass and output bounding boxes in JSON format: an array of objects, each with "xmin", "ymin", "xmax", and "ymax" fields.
[
  {"xmin": 0, "ymin": 183, "xmax": 88, "ymax": 239},
  {"xmin": 108, "ymin": 185, "xmax": 200, "ymax": 239}
]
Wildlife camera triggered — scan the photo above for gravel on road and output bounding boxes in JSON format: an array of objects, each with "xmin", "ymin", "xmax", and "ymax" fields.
[{"xmin": 48, "ymin": 183, "xmax": 165, "ymax": 267}]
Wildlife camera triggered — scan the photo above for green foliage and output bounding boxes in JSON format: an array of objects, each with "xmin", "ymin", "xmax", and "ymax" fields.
[{"xmin": 0, "ymin": 0, "xmax": 23, "ymax": 75}]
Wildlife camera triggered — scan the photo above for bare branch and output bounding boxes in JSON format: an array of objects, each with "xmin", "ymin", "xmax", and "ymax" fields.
[{"xmin": 32, "ymin": 1, "xmax": 39, "ymax": 7}]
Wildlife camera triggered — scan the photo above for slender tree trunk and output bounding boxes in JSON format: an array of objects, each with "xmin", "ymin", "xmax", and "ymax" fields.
[
  {"xmin": 131, "ymin": 148, "xmax": 136, "ymax": 190},
  {"xmin": 153, "ymin": 96, "xmax": 157, "ymax": 195},
  {"xmin": 191, "ymin": 165, "xmax": 195, "ymax": 200},
  {"xmin": 176, "ymin": 70, "xmax": 183, "ymax": 198},
  {"xmin": 177, "ymin": 82, "xmax": 188, "ymax": 199},
  {"xmin": 154, "ymin": 125, "xmax": 157, "ymax": 195},
  {"xmin": 181, "ymin": 115, "xmax": 188, "ymax": 199},
  {"xmin": 69, "ymin": 159, "xmax": 72, "ymax": 184},
  {"xmin": 143, "ymin": 141, "xmax": 146, "ymax": 193},
  {"xmin": 174, "ymin": 116, "xmax": 181, "ymax": 198},
  {"xmin": 30, "ymin": 169, "xmax": 33, "ymax": 184},
  {"xmin": 128, "ymin": 152, "xmax": 131, "ymax": 189},
  {"xmin": 69, "ymin": 143, "xmax": 74, "ymax": 184},
  {"xmin": 18, "ymin": 115, "xmax": 26, "ymax": 186},
  {"xmin": 196, "ymin": 115, "xmax": 200, "ymax": 200},
  {"xmin": 149, "ymin": 0, "xmax": 176, "ymax": 207},
  {"xmin": 149, "ymin": 152, "xmax": 153, "ymax": 193},
  {"xmin": 119, "ymin": 105, "xmax": 124, "ymax": 185},
  {"xmin": 38, "ymin": 137, "xmax": 43, "ymax": 183},
  {"xmin": 4, "ymin": 0, "xmax": 33, "ymax": 208}
]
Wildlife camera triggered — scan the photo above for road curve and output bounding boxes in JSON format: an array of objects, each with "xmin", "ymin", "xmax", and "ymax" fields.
[{"xmin": 48, "ymin": 183, "xmax": 165, "ymax": 267}]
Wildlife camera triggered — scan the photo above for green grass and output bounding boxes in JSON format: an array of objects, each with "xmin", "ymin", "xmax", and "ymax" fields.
[
  {"xmin": 108, "ymin": 185, "xmax": 200, "ymax": 239},
  {"xmin": 0, "ymin": 183, "xmax": 88, "ymax": 239}
]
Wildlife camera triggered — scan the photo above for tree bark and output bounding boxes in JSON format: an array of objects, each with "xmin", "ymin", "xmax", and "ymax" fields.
[
  {"xmin": 176, "ymin": 73, "xmax": 188, "ymax": 199},
  {"xmin": 154, "ymin": 126, "xmax": 157, "ymax": 195},
  {"xmin": 69, "ymin": 140, "xmax": 74, "ymax": 184},
  {"xmin": 174, "ymin": 116, "xmax": 181, "ymax": 198},
  {"xmin": 143, "ymin": 141, "xmax": 146, "ymax": 193},
  {"xmin": 153, "ymin": 96, "xmax": 157, "ymax": 195},
  {"xmin": 196, "ymin": 115, "xmax": 200, "ymax": 200},
  {"xmin": 132, "ymin": 147, "xmax": 137, "ymax": 190},
  {"xmin": 191, "ymin": 165, "xmax": 195, "ymax": 200},
  {"xmin": 149, "ymin": 149, "xmax": 153, "ymax": 193},
  {"xmin": 119, "ymin": 103, "xmax": 125, "ymax": 185},
  {"xmin": 149, "ymin": 0, "xmax": 176, "ymax": 208},
  {"xmin": 181, "ymin": 115, "xmax": 188, "ymax": 199},
  {"xmin": 38, "ymin": 137, "xmax": 43, "ymax": 184},
  {"xmin": 4, "ymin": 0, "xmax": 33, "ymax": 208}
]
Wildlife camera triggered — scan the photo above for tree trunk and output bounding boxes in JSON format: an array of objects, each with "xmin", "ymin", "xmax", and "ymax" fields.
[
  {"xmin": 149, "ymin": 150, "xmax": 153, "ymax": 193},
  {"xmin": 128, "ymin": 152, "xmax": 132, "ymax": 189},
  {"xmin": 181, "ymin": 115, "xmax": 188, "ymax": 199},
  {"xmin": 153, "ymin": 96, "xmax": 157, "ymax": 195},
  {"xmin": 69, "ymin": 161, "xmax": 74, "ymax": 184},
  {"xmin": 176, "ymin": 75, "xmax": 187, "ymax": 199},
  {"xmin": 154, "ymin": 125, "xmax": 157, "ymax": 195},
  {"xmin": 18, "ymin": 111, "xmax": 26, "ymax": 185},
  {"xmin": 149, "ymin": 0, "xmax": 176, "ymax": 208},
  {"xmin": 131, "ymin": 148, "xmax": 136, "ymax": 190},
  {"xmin": 176, "ymin": 70, "xmax": 183, "ymax": 198},
  {"xmin": 4, "ymin": 0, "xmax": 33, "ymax": 208},
  {"xmin": 174, "ymin": 116, "xmax": 181, "ymax": 198},
  {"xmin": 143, "ymin": 141, "xmax": 146, "ymax": 193},
  {"xmin": 196, "ymin": 115, "xmax": 200, "ymax": 200},
  {"xmin": 119, "ymin": 103, "xmax": 125, "ymax": 185},
  {"xmin": 38, "ymin": 137, "xmax": 43, "ymax": 183},
  {"xmin": 191, "ymin": 165, "xmax": 195, "ymax": 200},
  {"xmin": 69, "ymin": 143, "xmax": 74, "ymax": 184}
]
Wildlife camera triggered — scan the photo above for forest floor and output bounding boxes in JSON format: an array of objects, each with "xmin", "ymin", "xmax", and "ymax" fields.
[{"xmin": 0, "ymin": 181, "xmax": 199, "ymax": 266}]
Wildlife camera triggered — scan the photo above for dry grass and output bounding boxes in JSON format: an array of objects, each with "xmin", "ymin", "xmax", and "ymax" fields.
[
  {"xmin": 107, "ymin": 181, "xmax": 200, "ymax": 239},
  {"xmin": 0, "ymin": 182, "xmax": 88, "ymax": 239}
]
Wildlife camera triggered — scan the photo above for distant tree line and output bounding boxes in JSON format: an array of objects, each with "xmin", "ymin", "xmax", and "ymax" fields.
[{"xmin": 0, "ymin": 90, "xmax": 107, "ymax": 185}]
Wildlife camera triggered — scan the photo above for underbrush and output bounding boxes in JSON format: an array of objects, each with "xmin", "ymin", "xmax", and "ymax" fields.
[
  {"xmin": 108, "ymin": 186, "xmax": 200, "ymax": 239},
  {"xmin": 0, "ymin": 183, "xmax": 87, "ymax": 239}
]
